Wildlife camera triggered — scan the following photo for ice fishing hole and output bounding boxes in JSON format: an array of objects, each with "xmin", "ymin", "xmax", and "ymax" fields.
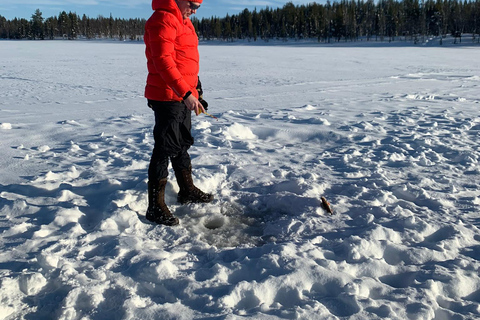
[
  {"xmin": 204, "ymin": 216, "xmax": 225, "ymax": 229},
  {"xmin": 195, "ymin": 204, "xmax": 267, "ymax": 248}
]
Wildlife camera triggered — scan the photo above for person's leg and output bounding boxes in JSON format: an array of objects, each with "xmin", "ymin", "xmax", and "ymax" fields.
[
  {"xmin": 169, "ymin": 104, "xmax": 213, "ymax": 204},
  {"xmin": 170, "ymin": 148, "xmax": 191, "ymax": 172},
  {"xmin": 148, "ymin": 148, "xmax": 169, "ymax": 182},
  {"xmin": 146, "ymin": 177, "xmax": 178, "ymax": 226},
  {"xmin": 145, "ymin": 101, "xmax": 186, "ymax": 226},
  {"xmin": 171, "ymin": 148, "xmax": 213, "ymax": 204}
]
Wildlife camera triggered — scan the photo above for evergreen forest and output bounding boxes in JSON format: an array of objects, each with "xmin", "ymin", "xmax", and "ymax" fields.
[{"xmin": 1, "ymin": 0, "xmax": 479, "ymax": 43}]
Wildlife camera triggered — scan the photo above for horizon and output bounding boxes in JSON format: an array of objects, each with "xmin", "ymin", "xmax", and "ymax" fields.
[{"xmin": 0, "ymin": 0, "xmax": 325, "ymax": 21}]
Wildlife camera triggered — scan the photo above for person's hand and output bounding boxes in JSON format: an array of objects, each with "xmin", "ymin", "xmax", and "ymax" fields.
[{"xmin": 184, "ymin": 95, "xmax": 205, "ymax": 116}]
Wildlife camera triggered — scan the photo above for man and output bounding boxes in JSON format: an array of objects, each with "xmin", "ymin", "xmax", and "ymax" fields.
[{"xmin": 144, "ymin": 0, "xmax": 213, "ymax": 226}]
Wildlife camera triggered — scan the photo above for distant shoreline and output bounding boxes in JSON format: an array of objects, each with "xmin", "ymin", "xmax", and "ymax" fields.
[{"xmin": 1, "ymin": 34, "xmax": 479, "ymax": 48}]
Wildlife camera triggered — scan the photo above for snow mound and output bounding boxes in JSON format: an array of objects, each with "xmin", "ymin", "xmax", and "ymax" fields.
[
  {"xmin": 1, "ymin": 123, "xmax": 12, "ymax": 129},
  {"xmin": 223, "ymin": 122, "xmax": 257, "ymax": 140}
]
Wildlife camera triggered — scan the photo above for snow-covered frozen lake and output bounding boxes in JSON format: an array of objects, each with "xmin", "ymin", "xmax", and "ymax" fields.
[{"xmin": 1, "ymin": 39, "xmax": 480, "ymax": 319}]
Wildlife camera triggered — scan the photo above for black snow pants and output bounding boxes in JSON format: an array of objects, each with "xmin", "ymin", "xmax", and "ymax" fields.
[{"xmin": 148, "ymin": 100, "xmax": 194, "ymax": 182}]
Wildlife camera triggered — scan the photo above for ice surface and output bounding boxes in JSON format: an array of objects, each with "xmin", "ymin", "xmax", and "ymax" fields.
[{"xmin": 1, "ymin": 39, "xmax": 480, "ymax": 319}]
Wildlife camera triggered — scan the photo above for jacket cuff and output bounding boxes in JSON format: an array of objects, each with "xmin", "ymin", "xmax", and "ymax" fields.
[{"xmin": 182, "ymin": 91, "xmax": 192, "ymax": 100}]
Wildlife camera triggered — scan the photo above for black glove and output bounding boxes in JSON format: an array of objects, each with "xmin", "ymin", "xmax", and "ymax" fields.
[
  {"xmin": 199, "ymin": 98, "xmax": 208, "ymax": 111},
  {"xmin": 196, "ymin": 77, "xmax": 204, "ymax": 97},
  {"xmin": 196, "ymin": 77, "xmax": 208, "ymax": 111}
]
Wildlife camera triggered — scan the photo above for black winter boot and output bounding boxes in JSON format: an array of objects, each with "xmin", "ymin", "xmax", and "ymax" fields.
[
  {"xmin": 175, "ymin": 167, "xmax": 214, "ymax": 204},
  {"xmin": 146, "ymin": 179, "xmax": 179, "ymax": 226}
]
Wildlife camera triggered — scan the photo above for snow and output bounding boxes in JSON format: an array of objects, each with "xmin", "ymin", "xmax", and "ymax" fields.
[
  {"xmin": 0, "ymin": 123, "xmax": 12, "ymax": 130},
  {"xmin": 1, "ymin": 39, "xmax": 480, "ymax": 319}
]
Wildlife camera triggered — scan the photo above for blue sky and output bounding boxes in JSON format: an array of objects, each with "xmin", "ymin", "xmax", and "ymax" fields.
[{"xmin": 0, "ymin": 0, "xmax": 322, "ymax": 20}]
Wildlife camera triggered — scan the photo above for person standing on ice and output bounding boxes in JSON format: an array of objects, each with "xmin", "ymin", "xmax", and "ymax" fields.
[{"xmin": 144, "ymin": 0, "xmax": 213, "ymax": 226}]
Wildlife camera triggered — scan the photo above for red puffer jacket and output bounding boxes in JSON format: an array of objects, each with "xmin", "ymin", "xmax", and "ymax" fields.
[{"xmin": 144, "ymin": 0, "xmax": 200, "ymax": 102}]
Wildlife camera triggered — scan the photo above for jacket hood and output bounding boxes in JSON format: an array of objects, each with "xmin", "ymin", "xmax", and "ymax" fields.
[
  {"xmin": 151, "ymin": 0, "xmax": 183, "ymax": 22},
  {"xmin": 152, "ymin": 0, "xmax": 203, "ymax": 11},
  {"xmin": 152, "ymin": 0, "xmax": 178, "ymax": 13}
]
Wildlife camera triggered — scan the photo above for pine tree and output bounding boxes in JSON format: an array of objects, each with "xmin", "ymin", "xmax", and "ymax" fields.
[
  {"xmin": 0, "ymin": 15, "xmax": 8, "ymax": 38},
  {"xmin": 30, "ymin": 9, "xmax": 44, "ymax": 39},
  {"xmin": 43, "ymin": 17, "xmax": 56, "ymax": 39}
]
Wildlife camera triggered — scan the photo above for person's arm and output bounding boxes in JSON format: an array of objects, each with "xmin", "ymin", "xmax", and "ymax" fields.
[{"xmin": 147, "ymin": 15, "xmax": 191, "ymax": 100}]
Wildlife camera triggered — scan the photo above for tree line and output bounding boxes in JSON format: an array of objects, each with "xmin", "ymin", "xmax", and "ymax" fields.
[
  {"xmin": 193, "ymin": 0, "xmax": 480, "ymax": 43},
  {"xmin": 1, "ymin": 0, "xmax": 479, "ymax": 43},
  {"xmin": 0, "ymin": 9, "xmax": 145, "ymax": 40}
]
